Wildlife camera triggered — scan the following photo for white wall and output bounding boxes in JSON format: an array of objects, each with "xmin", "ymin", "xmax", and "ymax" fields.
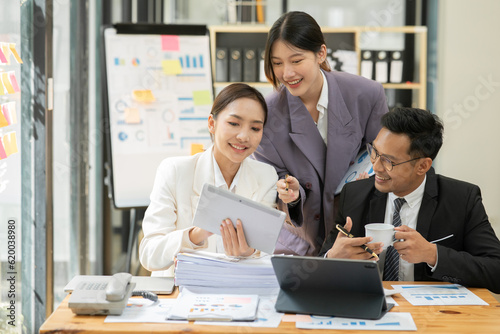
[{"xmin": 436, "ymin": 0, "xmax": 500, "ymax": 234}]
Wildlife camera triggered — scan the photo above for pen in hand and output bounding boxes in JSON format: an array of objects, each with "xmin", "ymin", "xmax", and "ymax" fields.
[
  {"xmin": 336, "ymin": 224, "xmax": 379, "ymax": 260},
  {"xmin": 284, "ymin": 174, "xmax": 290, "ymax": 192}
]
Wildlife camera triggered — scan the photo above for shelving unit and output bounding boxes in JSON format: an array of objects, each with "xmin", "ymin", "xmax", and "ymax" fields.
[{"xmin": 209, "ymin": 25, "xmax": 427, "ymax": 108}]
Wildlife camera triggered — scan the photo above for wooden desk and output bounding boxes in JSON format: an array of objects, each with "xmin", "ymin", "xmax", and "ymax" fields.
[{"xmin": 41, "ymin": 282, "xmax": 500, "ymax": 333}]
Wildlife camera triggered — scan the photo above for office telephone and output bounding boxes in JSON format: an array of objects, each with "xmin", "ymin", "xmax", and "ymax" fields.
[{"xmin": 68, "ymin": 272, "xmax": 137, "ymax": 315}]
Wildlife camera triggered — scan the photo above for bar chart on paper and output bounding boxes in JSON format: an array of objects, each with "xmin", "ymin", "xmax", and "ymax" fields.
[
  {"xmin": 296, "ymin": 313, "xmax": 417, "ymax": 331},
  {"xmin": 395, "ymin": 284, "xmax": 489, "ymax": 306}
]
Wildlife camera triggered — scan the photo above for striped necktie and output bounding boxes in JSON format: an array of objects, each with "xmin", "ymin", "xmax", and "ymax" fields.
[{"xmin": 383, "ymin": 197, "xmax": 406, "ymax": 281}]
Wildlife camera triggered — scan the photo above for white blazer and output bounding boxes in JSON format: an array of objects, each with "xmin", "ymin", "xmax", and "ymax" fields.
[{"xmin": 139, "ymin": 147, "xmax": 278, "ymax": 277}]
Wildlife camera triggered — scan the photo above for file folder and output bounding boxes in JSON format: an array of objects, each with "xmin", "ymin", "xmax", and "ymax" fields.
[
  {"xmin": 215, "ymin": 47, "xmax": 229, "ymax": 82},
  {"xmin": 360, "ymin": 50, "xmax": 374, "ymax": 80},
  {"xmin": 333, "ymin": 50, "xmax": 358, "ymax": 75},
  {"xmin": 243, "ymin": 48, "xmax": 257, "ymax": 82},
  {"xmin": 229, "ymin": 48, "xmax": 242, "ymax": 82},
  {"xmin": 237, "ymin": 0, "xmax": 253, "ymax": 23},
  {"xmin": 389, "ymin": 51, "xmax": 404, "ymax": 83},
  {"xmin": 375, "ymin": 51, "xmax": 389, "ymax": 83}
]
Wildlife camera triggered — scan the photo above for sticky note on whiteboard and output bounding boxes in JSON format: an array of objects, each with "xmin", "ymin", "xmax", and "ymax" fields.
[
  {"xmin": 9, "ymin": 43, "xmax": 23, "ymax": 64},
  {"xmin": 1, "ymin": 43, "xmax": 10, "ymax": 64},
  {"xmin": 193, "ymin": 90, "xmax": 212, "ymax": 106},
  {"xmin": 1, "ymin": 73, "xmax": 16, "ymax": 94},
  {"xmin": 0, "ymin": 108, "xmax": 8, "ymax": 128},
  {"xmin": 161, "ymin": 35, "xmax": 180, "ymax": 51},
  {"xmin": 2, "ymin": 132, "xmax": 18, "ymax": 157},
  {"xmin": 0, "ymin": 47, "xmax": 7, "ymax": 64},
  {"xmin": 5, "ymin": 102, "xmax": 17, "ymax": 125},
  {"xmin": 132, "ymin": 90, "xmax": 155, "ymax": 103},
  {"xmin": 124, "ymin": 108, "xmax": 141, "ymax": 124},
  {"xmin": 162, "ymin": 59, "xmax": 183, "ymax": 75},
  {"xmin": 9, "ymin": 72, "xmax": 20, "ymax": 93},
  {"xmin": 191, "ymin": 143, "xmax": 204, "ymax": 155}
]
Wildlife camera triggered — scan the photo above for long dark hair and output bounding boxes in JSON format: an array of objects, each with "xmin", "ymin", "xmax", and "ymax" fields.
[{"xmin": 264, "ymin": 11, "xmax": 331, "ymax": 89}]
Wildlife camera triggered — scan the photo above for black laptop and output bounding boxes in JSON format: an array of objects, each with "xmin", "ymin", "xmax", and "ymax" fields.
[{"xmin": 270, "ymin": 255, "xmax": 393, "ymax": 320}]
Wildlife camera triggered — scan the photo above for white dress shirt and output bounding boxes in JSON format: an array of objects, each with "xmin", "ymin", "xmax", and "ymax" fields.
[
  {"xmin": 382, "ymin": 175, "xmax": 433, "ymax": 281},
  {"xmin": 315, "ymin": 70, "xmax": 329, "ymax": 145}
]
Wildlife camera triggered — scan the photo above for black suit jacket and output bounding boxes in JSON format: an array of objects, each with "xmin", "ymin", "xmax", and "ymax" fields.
[{"xmin": 320, "ymin": 168, "xmax": 500, "ymax": 293}]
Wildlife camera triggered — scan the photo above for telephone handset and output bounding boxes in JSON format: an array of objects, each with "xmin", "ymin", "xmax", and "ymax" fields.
[
  {"xmin": 68, "ymin": 272, "xmax": 136, "ymax": 315},
  {"xmin": 105, "ymin": 272, "xmax": 132, "ymax": 301}
]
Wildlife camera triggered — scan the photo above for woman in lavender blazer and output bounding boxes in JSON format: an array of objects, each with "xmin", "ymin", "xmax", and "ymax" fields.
[{"xmin": 253, "ymin": 12, "xmax": 388, "ymax": 256}]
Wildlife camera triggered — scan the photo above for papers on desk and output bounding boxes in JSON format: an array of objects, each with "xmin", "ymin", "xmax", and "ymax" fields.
[
  {"xmin": 174, "ymin": 251, "xmax": 279, "ymax": 294},
  {"xmin": 392, "ymin": 284, "xmax": 489, "ymax": 306},
  {"xmin": 166, "ymin": 290, "xmax": 259, "ymax": 321},
  {"xmin": 194, "ymin": 295, "xmax": 283, "ymax": 328},
  {"xmin": 104, "ymin": 298, "xmax": 186, "ymax": 323},
  {"xmin": 296, "ymin": 312, "xmax": 417, "ymax": 331}
]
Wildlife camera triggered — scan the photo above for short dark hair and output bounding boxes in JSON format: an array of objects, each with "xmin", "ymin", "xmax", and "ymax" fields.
[
  {"xmin": 211, "ymin": 83, "xmax": 268, "ymax": 125},
  {"xmin": 264, "ymin": 11, "xmax": 331, "ymax": 89},
  {"xmin": 381, "ymin": 107, "xmax": 444, "ymax": 160}
]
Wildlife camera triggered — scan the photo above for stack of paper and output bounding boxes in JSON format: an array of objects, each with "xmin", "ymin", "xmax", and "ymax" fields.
[{"xmin": 174, "ymin": 251, "xmax": 279, "ymax": 294}]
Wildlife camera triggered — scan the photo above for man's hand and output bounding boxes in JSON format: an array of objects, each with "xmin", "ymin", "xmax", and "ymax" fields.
[
  {"xmin": 326, "ymin": 217, "xmax": 383, "ymax": 260},
  {"xmin": 393, "ymin": 225, "xmax": 437, "ymax": 266}
]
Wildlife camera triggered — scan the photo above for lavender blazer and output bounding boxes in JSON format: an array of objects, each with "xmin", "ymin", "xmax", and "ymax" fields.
[{"xmin": 253, "ymin": 70, "xmax": 388, "ymax": 256}]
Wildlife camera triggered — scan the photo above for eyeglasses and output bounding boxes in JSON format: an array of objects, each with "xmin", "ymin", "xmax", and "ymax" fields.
[{"xmin": 366, "ymin": 143, "xmax": 423, "ymax": 172}]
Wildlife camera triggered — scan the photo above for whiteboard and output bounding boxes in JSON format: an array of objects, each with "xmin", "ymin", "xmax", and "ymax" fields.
[{"xmin": 102, "ymin": 24, "xmax": 213, "ymax": 208}]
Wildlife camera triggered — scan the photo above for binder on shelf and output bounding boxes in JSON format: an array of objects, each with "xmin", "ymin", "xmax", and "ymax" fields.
[
  {"xmin": 389, "ymin": 50, "xmax": 404, "ymax": 83},
  {"xmin": 332, "ymin": 50, "xmax": 358, "ymax": 75},
  {"xmin": 258, "ymin": 48, "xmax": 267, "ymax": 82},
  {"xmin": 385, "ymin": 88, "xmax": 398, "ymax": 110},
  {"xmin": 237, "ymin": 0, "xmax": 253, "ymax": 23},
  {"xmin": 243, "ymin": 48, "xmax": 257, "ymax": 82},
  {"xmin": 215, "ymin": 47, "xmax": 229, "ymax": 82},
  {"xmin": 360, "ymin": 50, "xmax": 374, "ymax": 80},
  {"xmin": 256, "ymin": 0, "xmax": 265, "ymax": 23},
  {"xmin": 375, "ymin": 51, "xmax": 389, "ymax": 83},
  {"xmin": 229, "ymin": 48, "xmax": 242, "ymax": 82},
  {"xmin": 226, "ymin": 1, "xmax": 237, "ymax": 23}
]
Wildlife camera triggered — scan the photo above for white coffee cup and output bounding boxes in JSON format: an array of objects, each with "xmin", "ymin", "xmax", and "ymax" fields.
[{"xmin": 365, "ymin": 223, "xmax": 395, "ymax": 250}]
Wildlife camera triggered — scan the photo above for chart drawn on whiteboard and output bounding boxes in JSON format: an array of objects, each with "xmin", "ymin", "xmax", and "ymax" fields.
[
  {"xmin": 103, "ymin": 24, "xmax": 213, "ymax": 208},
  {"xmin": 105, "ymin": 31, "xmax": 212, "ymax": 157}
]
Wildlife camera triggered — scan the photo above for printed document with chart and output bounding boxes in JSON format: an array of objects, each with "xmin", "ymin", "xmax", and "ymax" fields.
[
  {"xmin": 166, "ymin": 289, "xmax": 259, "ymax": 321},
  {"xmin": 392, "ymin": 284, "xmax": 488, "ymax": 306}
]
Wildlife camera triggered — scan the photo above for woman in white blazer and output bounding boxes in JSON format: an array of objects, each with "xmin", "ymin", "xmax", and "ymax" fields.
[{"xmin": 139, "ymin": 83, "xmax": 278, "ymax": 277}]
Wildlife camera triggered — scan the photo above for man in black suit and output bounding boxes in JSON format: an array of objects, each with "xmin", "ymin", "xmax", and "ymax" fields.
[{"xmin": 320, "ymin": 107, "xmax": 500, "ymax": 293}]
